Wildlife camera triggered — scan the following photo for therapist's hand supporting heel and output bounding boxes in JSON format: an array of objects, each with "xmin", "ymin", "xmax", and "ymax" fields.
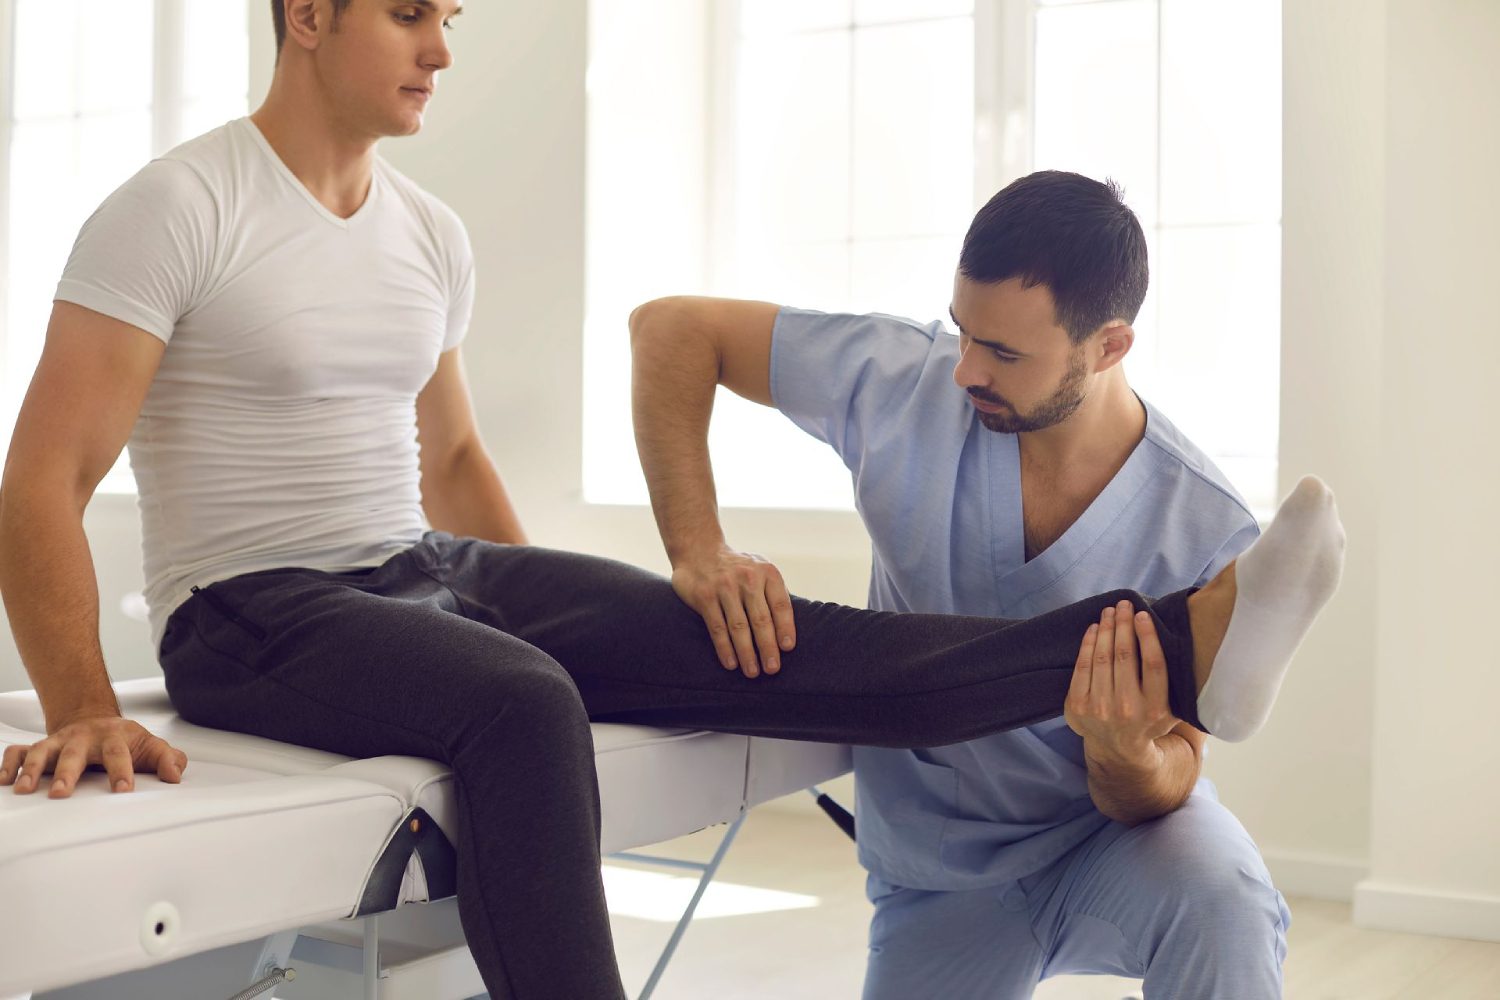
[{"xmin": 1, "ymin": 713, "xmax": 188, "ymax": 798}]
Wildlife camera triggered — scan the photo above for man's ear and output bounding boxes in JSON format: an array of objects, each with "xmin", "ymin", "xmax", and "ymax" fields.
[
  {"xmin": 1093, "ymin": 321, "xmax": 1135, "ymax": 373},
  {"xmin": 284, "ymin": 0, "xmax": 326, "ymax": 53}
]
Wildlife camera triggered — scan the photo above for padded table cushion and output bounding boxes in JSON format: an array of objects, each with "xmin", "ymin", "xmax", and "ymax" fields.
[{"xmin": 0, "ymin": 677, "xmax": 850, "ymax": 996}]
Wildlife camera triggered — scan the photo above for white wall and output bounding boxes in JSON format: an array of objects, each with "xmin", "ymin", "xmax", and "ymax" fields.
[
  {"xmin": 1199, "ymin": 0, "xmax": 1386, "ymax": 902},
  {"xmin": 1355, "ymin": 0, "xmax": 1500, "ymax": 940},
  {"xmin": 1208, "ymin": 0, "xmax": 1500, "ymax": 940}
]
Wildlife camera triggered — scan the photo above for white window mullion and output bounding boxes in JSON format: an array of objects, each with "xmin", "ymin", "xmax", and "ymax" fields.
[
  {"xmin": 587, "ymin": 0, "xmax": 1279, "ymax": 511},
  {"xmin": 153, "ymin": 0, "xmax": 186, "ymax": 156},
  {"xmin": 2, "ymin": 0, "xmax": 248, "ymax": 495},
  {"xmin": 974, "ymin": 0, "xmax": 1034, "ymax": 204},
  {"xmin": 706, "ymin": 0, "xmax": 740, "ymax": 297}
]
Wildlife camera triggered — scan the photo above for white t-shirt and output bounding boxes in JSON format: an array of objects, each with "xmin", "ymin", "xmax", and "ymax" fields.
[{"xmin": 54, "ymin": 117, "xmax": 475, "ymax": 652}]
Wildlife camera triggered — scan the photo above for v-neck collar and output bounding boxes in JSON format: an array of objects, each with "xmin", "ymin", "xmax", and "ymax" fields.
[
  {"xmin": 239, "ymin": 117, "xmax": 379, "ymax": 230},
  {"xmin": 986, "ymin": 397, "xmax": 1167, "ymax": 604}
]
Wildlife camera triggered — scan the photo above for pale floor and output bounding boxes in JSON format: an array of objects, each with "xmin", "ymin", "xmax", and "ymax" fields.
[{"xmin": 606, "ymin": 809, "xmax": 1500, "ymax": 1000}]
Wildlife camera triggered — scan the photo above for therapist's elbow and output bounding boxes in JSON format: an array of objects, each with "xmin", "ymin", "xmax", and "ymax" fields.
[
  {"xmin": 628, "ymin": 297, "xmax": 664, "ymax": 341},
  {"xmin": 629, "ymin": 296, "xmax": 693, "ymax": 348},
  {"xmin": 630, "ymin": 298, "xmax": 729, "ymax": 393}
]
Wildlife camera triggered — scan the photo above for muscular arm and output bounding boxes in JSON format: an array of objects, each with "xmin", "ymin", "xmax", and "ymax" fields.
[
  {"xmin": 629, "ymin": 296, "xmax": 798, "ymax": 676},
  {"xmin": 628, "ymin": 295, "xmax": 780, "ymax": 564},
  {"xmin": 0, "ymin": 302, "xmax": 163, "ymax": 730},
  {"xmin": 1084, "ymin": 722, "xmax": 1206, "ymax": 826},
  {"xmin": 415, "ymin": 347, "xmax": 526, "ymax": 545}
]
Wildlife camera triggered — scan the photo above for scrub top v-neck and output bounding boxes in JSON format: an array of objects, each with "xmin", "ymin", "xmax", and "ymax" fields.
[{"xmin": 770, "ymin": 306, "xmax": 1259, "ymax": 891}]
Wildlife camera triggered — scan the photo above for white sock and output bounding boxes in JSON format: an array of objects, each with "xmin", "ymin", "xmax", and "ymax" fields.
[{"xmin": 1198, "ymin": 475, "xmax": 1346, "ymax": 742}]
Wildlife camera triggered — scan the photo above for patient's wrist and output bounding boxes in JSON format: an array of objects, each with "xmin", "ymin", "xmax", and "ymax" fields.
[{"xmin": 46, "ymin": 698, "xmax": 123, "ymax": 734}]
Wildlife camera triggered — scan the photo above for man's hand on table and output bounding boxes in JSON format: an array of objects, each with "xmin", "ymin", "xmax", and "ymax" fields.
[{"xmin": 1, "ymin": 714, "xmax": 188, "ymax": 798}]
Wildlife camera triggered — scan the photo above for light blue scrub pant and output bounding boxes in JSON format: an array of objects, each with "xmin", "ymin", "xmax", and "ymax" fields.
[{"xmin": 862, "ymin": 787, "xmax": 1291, "ymax": 999}]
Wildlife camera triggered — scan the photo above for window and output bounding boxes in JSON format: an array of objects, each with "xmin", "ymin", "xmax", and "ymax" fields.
[
  {"xmin": 586, "ymin": 0, "xmax": 1280, "ymax": 513},
  {"xmin": 1029, "ymin": 0, "xmax": 1282, "ymax": 515},
  {"xmin": 1, "ymin": 0, "xmax": 249, "ymax": 493}
]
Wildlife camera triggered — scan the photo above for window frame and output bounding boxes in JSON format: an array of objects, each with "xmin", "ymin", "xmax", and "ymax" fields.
[
  {"xmin": 0, "ymin": 0, "xmax": 245, "ymax": 495},
  {"xmin": 697, "ymin": 0, "xmax": 1280, "ymax": 516}
]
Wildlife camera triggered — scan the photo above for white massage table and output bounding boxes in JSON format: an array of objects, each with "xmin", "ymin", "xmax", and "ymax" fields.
[{"xmin": 0, "ymin": 677, "xmax": 852, "ymax": 999}]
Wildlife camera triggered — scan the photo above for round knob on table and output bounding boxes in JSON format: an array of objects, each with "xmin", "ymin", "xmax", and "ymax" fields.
[{"xmin": 141, "ymin": 901, "xmax": 181, "ymax": 955}]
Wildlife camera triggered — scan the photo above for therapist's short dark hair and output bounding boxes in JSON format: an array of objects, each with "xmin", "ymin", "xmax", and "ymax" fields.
[
  {"xmin": 958, "ymin": 171, "xmax": 1149, "ymax": 344},
  {"xmin": 270, "ymin": 0, "xmax": 353, "ymax": 60}
]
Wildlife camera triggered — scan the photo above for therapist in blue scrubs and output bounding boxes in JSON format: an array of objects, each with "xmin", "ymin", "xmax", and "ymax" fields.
[{"xmin": 630, "ymin": 170, "xmax": 1291, "ymax": 998}]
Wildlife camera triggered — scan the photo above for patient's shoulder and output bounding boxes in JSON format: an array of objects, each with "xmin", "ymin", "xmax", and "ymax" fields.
[{"xmin": 373, "ymin": 159, "xmax": 469, "ymax": 253}]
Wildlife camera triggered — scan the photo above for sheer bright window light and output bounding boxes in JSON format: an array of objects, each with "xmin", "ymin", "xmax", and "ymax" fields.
[
  {"xmin": 182, "ymin": 0, "xmax": 252, "ymax": 139},
  {"xmin": 856, "ymin": 0, "xmax": 974, "ymax": 25},
  {"xmin": 0, "ymin": 0, "xmax": 249, "ymax": 496},
  {"xmin": 584, "ymin": 0, "xmax": 1280, "ymax": 513},
  {"xmin": 851, "ymin": 18, "xmax": 974, "ymax": 242},
  {"xmin": 585, "ymin": 2, "xmax": 977, "ymax": 508},
  {"xmin": 581, "ymin": 0, "xmax": 715, "ymax": 507},
  {"xmin": 1033, "ymin": 0, "xmax": 1158, "ymax": 223},
  {"xmin": 1033, "ymin": 0, "xmax": 1281, "ymax": 516},
  {"xmin": 738, "ymin": 0, "xmax": 851, "ymax": 38}
]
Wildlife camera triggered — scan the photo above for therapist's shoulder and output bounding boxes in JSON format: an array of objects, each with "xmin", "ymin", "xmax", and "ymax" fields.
[
  {"xmin": 776, "ymin": 306, "xmax": 948, "ymax": 349},
  {"xmin": 771, "ymin": 307, "xmax": 962, "ymax": 418},
  {"xmin": 773, "ymin": 307, "xmax": 959, "ymax": 386},
  {"xmin": 769, "ymin": 307, "xmax": 962, "ymax": 455},
  {"xmin": 1138, "ymin": 401, "xmax": 1258, "ymax": 532}
]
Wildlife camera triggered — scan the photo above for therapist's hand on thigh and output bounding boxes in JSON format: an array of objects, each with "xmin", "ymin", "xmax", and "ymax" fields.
[
  {"xmin": 672, "ymin": 543, "xmax": 797, "ymax": 679},
  {"xmin": 1, "ymin": 714, "xmax": 187, "ymax": 798}
]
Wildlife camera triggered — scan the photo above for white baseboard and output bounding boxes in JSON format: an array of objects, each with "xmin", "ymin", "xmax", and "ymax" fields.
[
  {"xmin": 1354, "ymin": 880, "xmax": 1500, "ymax": 942},
  {"xmin": 1261, "ymin": 851, "xmax": 1368, "ymax": 902}
]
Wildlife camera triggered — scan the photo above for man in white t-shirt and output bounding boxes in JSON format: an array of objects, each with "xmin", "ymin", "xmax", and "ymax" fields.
[{"xmin": 0, "ymin": 3, "xmax": 1343, "ymax": 998}]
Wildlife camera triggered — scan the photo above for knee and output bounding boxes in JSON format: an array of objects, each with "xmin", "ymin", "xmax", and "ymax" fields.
[
  {"xmin": 453, "ymin": 648, "xmax": 590, "ymax": 752},
  {"xmin": 1133, "ymin": 803, "xmax": 1288, "ymax": 943},
  {"xmin": 502, "ymin": 656, "xmax": 588, "ymax": 726},
  {"xmin": 1169, "ymin": 859, "xmax": 1287, "ymax": 942}
]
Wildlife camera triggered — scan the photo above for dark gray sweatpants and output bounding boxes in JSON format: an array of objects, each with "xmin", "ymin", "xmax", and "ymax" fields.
[{"xmin": 158, "ymin": 532, "xmax": 1200, "ymax": 1000}]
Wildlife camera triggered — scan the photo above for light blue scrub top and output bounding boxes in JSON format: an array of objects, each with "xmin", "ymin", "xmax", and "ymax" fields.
[{"xmin": 770, "ymin": 307, "xmax": 1260, "ymax": 892}]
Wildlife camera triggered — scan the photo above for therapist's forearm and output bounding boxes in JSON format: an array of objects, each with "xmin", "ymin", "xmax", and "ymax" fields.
[
  {"xmin": 0, "ymin": 486, "xmax": 121, "ymax": 731},
  {"xmin": 421, "ymin": 445, "xmax": 527, "ymax": 545},
  {"xmin": 629, "ymin": 303, "xmax": 728, "ymax": 567},
  {"xmin": 1085, "ymin": 733, "xmax": 1200, "ymax": 826}
]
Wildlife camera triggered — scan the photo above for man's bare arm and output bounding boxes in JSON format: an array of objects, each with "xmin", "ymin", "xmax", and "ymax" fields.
[
  {"xmin": 0, "ymin": 301, "xmax": 186, "ymax": 797},
  {"xmin": 628, "ymin": 296, "xmax": 793, "ymax": 677},
  {"xmin": 415, "ymin": 347, "xmax": 526, "ymax": 544},
  {"xmin": 1085, "ymin": 722, "xmax": 1205, "ymax": 826}
]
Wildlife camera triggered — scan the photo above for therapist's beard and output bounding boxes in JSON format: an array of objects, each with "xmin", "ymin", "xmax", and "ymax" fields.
[{"xmin": 970, "ymin": 350, "xmax": 1089, "ymax": 434}]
